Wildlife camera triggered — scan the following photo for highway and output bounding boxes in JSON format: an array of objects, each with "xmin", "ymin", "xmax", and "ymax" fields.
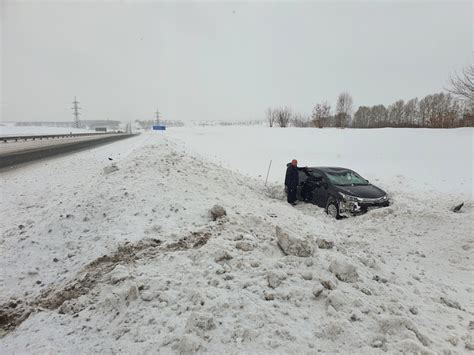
[
  {"xmin": 0, "ymin": 134, "xmax": 114, "ymax": 155},
  {"xmin": 0, "ymin": 133, "xmax": 136, "ymax": 169}
]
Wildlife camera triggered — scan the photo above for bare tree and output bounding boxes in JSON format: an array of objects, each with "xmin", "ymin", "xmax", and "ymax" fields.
[
  {"xmin": 448, "ymin": 65, "xmax": 474, "ymax": 101},
  {"xmin": 404, "ymin": 98, "xmax": 419, "ymax": 126},
  {"xmin": 369, "ymin": 105, "xmax": 388, "ymax": 127},
  {"xmin": 418, "ymin": 93, "xmax": 460, "ymax": 128},
  {"xmin": 418, "ymin": 96, "xmax": 432, "ymax": 127},
  {"xmin": 311, "ymin": 101, "xmax": 331, "ymax": 128},
  {"xmin": 274, "ymin": 107, "xmax": 292, "ymax": 127},
  {"xmin": 335, "ymin": 92, "xmax": 353, "ymax": 128},
  {"xmin": 387, "ymin": 100, "xmax": 405, "ymax": 126},
  {"xmin": 353, "ymin": 106, "xmax": 371, "ymax": 128},
  {"xmin": 266, "ymin": 108, "xmax": 275, "ymax": 127},
  {"xmin": 460, "ymin": 99, "xmax": 474, "ymax": 127},
  {"xmin": 291, "ymin": 113, "xmax": 311, "ymax": 127}
]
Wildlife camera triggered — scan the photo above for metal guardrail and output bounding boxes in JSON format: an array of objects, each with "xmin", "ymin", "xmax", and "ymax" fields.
[{"xmin": 0, "ymin": 132, "xmax": 123, "ymax": 143}]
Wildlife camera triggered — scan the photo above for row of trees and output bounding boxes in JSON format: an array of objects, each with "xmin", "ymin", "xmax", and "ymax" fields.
[
  {"xmin": 352, "ymin": 92, "xmax": 472, "ymax": 128},
  {"xmin": 266, "ymin": 107, "xmax": 292, "ymax": 128},
  {"xmin": 266, "ymin": 91, "xmax": 356, "ymax": 128},
  {"xmin": 266, "ymin": 65, "xmax": 474, "ymax": 128}
]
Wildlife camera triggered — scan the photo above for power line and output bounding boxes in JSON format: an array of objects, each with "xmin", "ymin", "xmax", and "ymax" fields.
[{"xmin": 72, "ymin": 96, "xmax": 81, "ymax": 128}]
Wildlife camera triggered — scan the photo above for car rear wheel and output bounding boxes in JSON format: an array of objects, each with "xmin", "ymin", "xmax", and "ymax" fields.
[{"xmin": 326, "ymin": 199, "xmax": 340, "ymax": 219}]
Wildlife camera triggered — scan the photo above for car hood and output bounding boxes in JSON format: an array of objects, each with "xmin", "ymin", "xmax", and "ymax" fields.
[{"xmin": 335, "ymin": 184, "xmax": 386, "ymax": 199}]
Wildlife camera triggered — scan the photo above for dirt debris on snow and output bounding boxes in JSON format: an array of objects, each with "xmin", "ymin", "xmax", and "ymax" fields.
[
  {"xmin": 209, "ymin": 205, "xmax": 226, "ymax": 221},
  {"xmin": 316, "ymin": 238, "xmax": 335, "ymax": 249},
  {"xmin": 440, "ymin": 296, "xmax": 463, "ymax": 311},
  {"xmin": 0, "ymin": 230, "xmax": 212, "ymax": 334}
]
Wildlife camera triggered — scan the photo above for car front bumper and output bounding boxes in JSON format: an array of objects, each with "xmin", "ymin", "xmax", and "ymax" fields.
[{"xmin": 338, "ymin": 198, "xmax": 389, "ymax": 216}]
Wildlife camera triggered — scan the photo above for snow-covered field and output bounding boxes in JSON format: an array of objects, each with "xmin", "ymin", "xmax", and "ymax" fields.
[
  {"xmin": 0, "ymin": 127, "xmax": 473, "ymax": 353},
  {"xmin": 167, "ymin": 126, "xmax": 473, "ymax": 196}
]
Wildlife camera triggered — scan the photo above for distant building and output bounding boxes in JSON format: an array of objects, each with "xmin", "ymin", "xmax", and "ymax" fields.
[
  {"xmin": 83, "ymin": 120, "xmax": 121, "ymax": 130},
  {"xmin": 15, "ymin": 120, "xmax": 121, "ymax": 130}
]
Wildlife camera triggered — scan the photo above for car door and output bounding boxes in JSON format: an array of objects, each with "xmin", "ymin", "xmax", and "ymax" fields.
[
  {"xmin": 296, "ymin": 170, "xmax": 308, "ymax": 200},
  {"xmin": 311, "ymin": 171, "xmax": 330, "ymax": 207},
  {"xmin": 298, "ymin": 170, "xmax": 321, "ymax": 203}
]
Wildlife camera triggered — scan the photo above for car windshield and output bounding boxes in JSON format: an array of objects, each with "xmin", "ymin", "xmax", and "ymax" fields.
[{"xmin": 325, "ymin": 170, "xmax": 368, "ymax": 186}]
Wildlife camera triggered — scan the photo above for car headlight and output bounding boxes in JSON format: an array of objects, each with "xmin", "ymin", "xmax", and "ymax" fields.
[{"xmin": 339, "ymin": 192, "xmax": 361, "ymax": 203}]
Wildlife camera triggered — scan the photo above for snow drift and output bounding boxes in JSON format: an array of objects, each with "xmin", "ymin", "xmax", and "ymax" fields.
[{"xmin": 0, "ymin": 128, "xmax": 472, "ymax": 353}]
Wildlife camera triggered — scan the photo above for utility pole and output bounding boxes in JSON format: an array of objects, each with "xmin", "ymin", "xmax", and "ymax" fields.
[
  {"xmin": 155, "ymin": 109, "xmax": 160, "ymax": 125},
  {"xmin": 72, "ymin": 96, "xmax": 81, "ymax": 128}
]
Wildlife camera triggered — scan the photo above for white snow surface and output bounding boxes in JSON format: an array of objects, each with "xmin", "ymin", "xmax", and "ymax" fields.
[{"xmin": 0, "ymin": 128, "xmax": 473, "ymax": 353}]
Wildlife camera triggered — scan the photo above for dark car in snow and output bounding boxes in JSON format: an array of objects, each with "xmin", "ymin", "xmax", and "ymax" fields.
[{"xmin": 296, "ymin": 167, "xmax": 389, "ymax": 218}]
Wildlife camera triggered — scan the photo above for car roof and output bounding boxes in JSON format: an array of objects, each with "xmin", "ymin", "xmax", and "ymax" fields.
[{"xmin": 307, "ymin": 167, "xmax": 353, "ymax": 174}]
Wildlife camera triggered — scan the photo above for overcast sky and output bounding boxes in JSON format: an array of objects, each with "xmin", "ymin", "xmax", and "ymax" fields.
[{"xmin": 1, "ymin": 1, "xmax": 472, "ymax": 123}]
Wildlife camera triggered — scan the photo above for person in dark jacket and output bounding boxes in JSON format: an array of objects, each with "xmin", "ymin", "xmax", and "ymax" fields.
[{"xmin": 285, "ymin": 159, "xmax": 300, "ymax": 205}]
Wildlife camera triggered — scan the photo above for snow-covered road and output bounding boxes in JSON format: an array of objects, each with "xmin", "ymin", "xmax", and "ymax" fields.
[{"xmin": 0, "ymin": 129, "xmax": 472, "ymax": 353}]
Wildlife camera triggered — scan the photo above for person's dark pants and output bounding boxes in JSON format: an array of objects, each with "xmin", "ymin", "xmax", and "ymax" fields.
[{"xmin": 287, "ymin": 187, "xmax": 297, "ymax": 204}]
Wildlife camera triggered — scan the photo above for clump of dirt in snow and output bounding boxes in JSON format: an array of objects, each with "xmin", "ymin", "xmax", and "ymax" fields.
[
  {"xmin": 316, "ymin": 238, "xmax": 334, "ymax": 249},
  {"xmin": 0, "ymin": 300, "xmax": 31, "ymax": 337},
  {"xmin": 267, "ymin": 271, "xmax": 286, "ymax": 289},
  {"xmin": 321, "ymin": 279, "xmax": 338, "ymax": 290},
  {"xmin": 328, "ymin": 260, "xmax": 359, "ymax": 283},
  {"xmin": 209, "ymin": 205, "xmax": 226, "ymax": 221},
  {"xmin": 440, "ymin": 296, "xmax": 462, "ymax": 310},
  {"xmin": 235, "ymin": 241, "xmax": 255, "ymax": 252},
  {"xmin": 276, "ymin": 226, "xmax": 313, "ymax": 257}
]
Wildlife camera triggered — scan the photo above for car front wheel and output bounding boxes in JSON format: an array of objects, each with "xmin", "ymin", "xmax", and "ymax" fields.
[{"xmin": 326, "ymin": 198, "xmax": 340, "ymax": 219}]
